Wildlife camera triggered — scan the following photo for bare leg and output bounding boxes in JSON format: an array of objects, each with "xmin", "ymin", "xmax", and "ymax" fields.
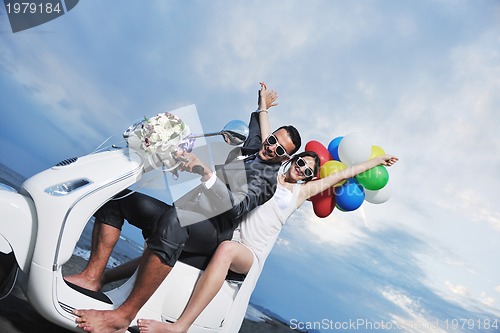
[
  {"xmin": 138, "ymin": 241, "xmax": 253, "ymax": 333},
  {"xmin": 74, "ymin": 248, "xmax": 173, "ymax": 333},
  {"xmin": 65, "ymin": 221, "xmax": 120, "ymax": 291}
]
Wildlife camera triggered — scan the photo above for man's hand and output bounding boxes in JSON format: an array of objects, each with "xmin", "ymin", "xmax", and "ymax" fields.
[
  {"xmin": 265, "ymin": 89, "xmax": 278, "ymax": 109},
  {"xmin": 174, "ymin": 151, "xmax": 213, "ymax": 180},
  {"xmin": 258, "ymin": 81, "xmax": 278, "ymax": 110}
]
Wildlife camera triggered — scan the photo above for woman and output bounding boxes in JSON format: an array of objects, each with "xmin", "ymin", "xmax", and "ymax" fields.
[{"xmin": 136, "ymin": 89, "xmax": 399, "ymax": 332}]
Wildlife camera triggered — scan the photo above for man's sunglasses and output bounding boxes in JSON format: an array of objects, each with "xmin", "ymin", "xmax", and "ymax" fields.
[
  {"xmin": 266, "ymin": 134, "xmax": 289, "ymax": 157},
  {"xmin": 296, "ymin": 157, "xmax": 314, "ymax": 178}
]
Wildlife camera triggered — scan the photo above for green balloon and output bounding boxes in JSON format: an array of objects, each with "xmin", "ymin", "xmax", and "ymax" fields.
[{"xmin": 355, "ymin": 165, "xmax": 389, "ymax": 190}]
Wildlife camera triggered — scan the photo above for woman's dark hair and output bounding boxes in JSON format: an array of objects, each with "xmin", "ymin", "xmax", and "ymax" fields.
[{"xmin": 287, "ymin": 151, "xmax": 321, "ymax": 182}]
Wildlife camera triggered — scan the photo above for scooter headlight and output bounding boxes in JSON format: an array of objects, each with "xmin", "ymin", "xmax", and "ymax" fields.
[{"xmin": 45, "ymin": 178, "xmax": 92, "ymax": 196}]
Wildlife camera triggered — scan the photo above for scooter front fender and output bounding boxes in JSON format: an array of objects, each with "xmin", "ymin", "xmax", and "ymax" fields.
[{"xmin": 0, "ymin": 188, "xmax": 37, "ymax": 273}]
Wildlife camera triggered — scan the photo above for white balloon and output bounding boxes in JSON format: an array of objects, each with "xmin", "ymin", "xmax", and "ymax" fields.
[
  {"xmin": 338, "ymin": 132, "xmax": 372, "ymax": 166},
  {"xmin": 364, "ymin": 182, "xmax": 392, "ymax": 204}
]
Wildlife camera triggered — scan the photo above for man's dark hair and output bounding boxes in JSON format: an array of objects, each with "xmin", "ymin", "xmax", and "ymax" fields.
[{"xmin": 274, "ymin": 125, "xmax": 301, "ymax": 155}]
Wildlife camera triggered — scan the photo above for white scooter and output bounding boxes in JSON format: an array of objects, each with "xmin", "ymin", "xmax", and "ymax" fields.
[{"xmin": 0, "ymin": 106, "xmax": 251, "ymax": 332}]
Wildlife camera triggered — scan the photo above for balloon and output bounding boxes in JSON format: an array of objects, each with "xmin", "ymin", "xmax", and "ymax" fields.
[
  {"xmin": 327, "ymin": 136, "xmax": 343, "ymax": 161},
  {"xmin": 319, "ymin": 160, "xmax": 347, "ymax": 187},
  {"xmin": 364, "ymin": 182, "xmax": 392, "ymax": 204},
  {"xmin": 338, "ymin": 132, "xmax": 371, "ymax": 166},
  {"xmin": 310, "ymin": 189, "xmax": 336, "ymax": 218},
  {"xmin": 305, "ymin": 140, "xmax": 330, "ymax": 167},
  {"xmin": 369, "ymin": 145, "xmax": 385, "ymax": 159},
  {"xmin": 334, "ymin": 179, "xmax": 365, "ymax": 211},
  {"xmin": 356, "ymin": 165, "xmax": 389, "ymax": 190}
]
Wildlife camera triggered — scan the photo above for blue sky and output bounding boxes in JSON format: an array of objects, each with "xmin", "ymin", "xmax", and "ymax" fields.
[{"xmin": 1, "ymin": 1, "xmax": 500, "ymax": 332}]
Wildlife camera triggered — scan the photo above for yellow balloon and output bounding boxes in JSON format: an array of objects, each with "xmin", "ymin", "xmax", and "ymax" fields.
[
  {"xmin": 369, "ymin": 145, "xmax": 385, "ymax": 159},
  {"xmin": 319, "ymin": 160, "xmax": 347, "ymax": 187}
]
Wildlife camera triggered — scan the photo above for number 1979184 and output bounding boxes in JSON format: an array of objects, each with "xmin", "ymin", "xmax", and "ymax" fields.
[{"xmin": 5, "ymin": 2, "xmax": 62, "ymax": 14}]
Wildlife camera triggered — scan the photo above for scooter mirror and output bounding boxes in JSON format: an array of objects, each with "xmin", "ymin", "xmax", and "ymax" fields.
[
  {"xmin": 190, "ymin": 119, "xmax": 249, "ymax": 146},
  {"xmin": 219, "ymin": 120, "xmax": 249, "ymax": 145}
]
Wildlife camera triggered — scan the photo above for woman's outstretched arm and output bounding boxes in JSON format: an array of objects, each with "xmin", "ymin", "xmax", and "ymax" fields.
[{"xmin": 297, "ymin": 155, "xmax": 399, "ymax": 206}]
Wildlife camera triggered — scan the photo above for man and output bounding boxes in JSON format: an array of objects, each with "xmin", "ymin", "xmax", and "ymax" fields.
[{"xmin": 68, "ymin": 84, "xmax": 302, "ymax": 333}]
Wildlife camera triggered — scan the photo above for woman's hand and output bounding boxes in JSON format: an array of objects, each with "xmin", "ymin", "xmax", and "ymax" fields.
[{"xmin": 379, "ymin": 154, "xmax": 399, "ymax": 166}]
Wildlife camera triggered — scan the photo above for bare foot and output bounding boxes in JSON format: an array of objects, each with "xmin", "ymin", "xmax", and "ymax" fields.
[
  {"xmin": 137, "ymin": 318, "xmax": 187, "ymax": 333},
  {"xmin": 65, "ymin": 272, "xmax": 102, "ymax": 292},
  {"xmin": 74, "ymin": 309, "xmax": 132, "ymax": 333}
]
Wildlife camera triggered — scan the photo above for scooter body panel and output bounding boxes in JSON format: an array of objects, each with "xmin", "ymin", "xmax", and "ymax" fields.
[
  {"xmin": 23, "ymin": 148, "xmax": 143, "ymax": 270},
  {"xmin": 0, "ymin": 188, "xmax": 37, "ymax": 272},
  {"xmin": 20, "ymin": 148, "xmax": 144, "ymax": 330},
  {"xmin": 133, "ymin": 261, "xmax": 240, "ymax": 332}
]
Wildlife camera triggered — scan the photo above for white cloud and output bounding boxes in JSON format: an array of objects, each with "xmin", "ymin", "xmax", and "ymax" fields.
[
  {"xmin": 445, "ymin": 280, "xmax": 469, "ymax": 297},
  {"xmin": 190, "ymin": 0, "xmax": 385, "ymax": 91},
  {"xmin": 437, "ymin": 187, "xmax": 500, "ymax": 232},
  {"xmin": 356, "ymin": 79, "xmax": 377, "ymax": 101},
  {"xmin": 293, "ymin": 203, "xmax": 370, "ymax": 248},
  {"xmin": 275, "ymin": 238, "xmax": 290, "ymax": 247},
  {"xmin": 0, "ymin": 35, "xmax": 131, "ymax": 149},
  {"xmin": 192, "ymin": 1, "xmax": 313, "ymax": 90},
  {"xmin": 394, "ymin": 13, "xmax": 418, "ymax": 38},
  {"xmin": 438, "ymin": 282, "xmax": 500, "ymax": 316},
  {"xmin": 480, "ymin": 292, "xmax": 495, "ymax": 307},
  {"xmin": 381, "ymin": 287, "xmax": 448, "ymax": 333},
  {"xmin": 380, "ymin": 23, "xmax": 500, "ymax": 238}
]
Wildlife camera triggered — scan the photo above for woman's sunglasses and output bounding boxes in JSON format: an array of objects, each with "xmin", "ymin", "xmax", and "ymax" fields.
[
  {"xmin": 295, "ymin": 157, "xmax": 314, "ymax": 178},
  {"xmin": 265, "ymin": 134, "xmax": 289, "ymax": 157}
]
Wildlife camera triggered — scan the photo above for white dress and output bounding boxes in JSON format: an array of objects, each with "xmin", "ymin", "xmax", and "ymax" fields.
[{"xmin": 221, "ymin": 182, "xmax": 301, "ymax": 332}]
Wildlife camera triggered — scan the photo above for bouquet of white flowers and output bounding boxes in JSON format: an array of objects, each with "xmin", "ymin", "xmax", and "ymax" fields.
[{"xmin": 125, "ymin": 112, "xmax": 192, "ymax": 171}]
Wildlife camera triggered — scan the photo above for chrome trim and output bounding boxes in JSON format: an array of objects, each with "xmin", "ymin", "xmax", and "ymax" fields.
[{"xmin": 58, "ymin": 301, "xmax": 75, "ymax": 314}]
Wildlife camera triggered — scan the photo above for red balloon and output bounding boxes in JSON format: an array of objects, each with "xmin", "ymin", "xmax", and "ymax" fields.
[
  {"xmin": 305, "ymin": 140, "xmax": 331, "ymax": 167},
  {"xmin": 310, "ymin": 189, "xmax": 336, "ymax": 218}
]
